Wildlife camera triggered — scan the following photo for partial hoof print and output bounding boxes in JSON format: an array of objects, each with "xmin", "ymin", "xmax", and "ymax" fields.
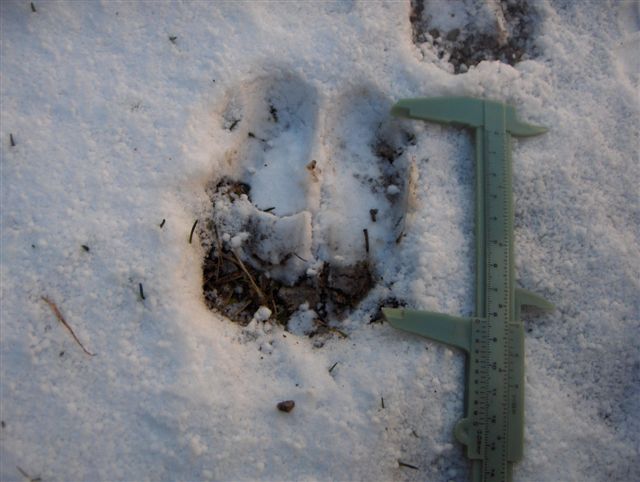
[
  {"xmin": 199, "ymin": 77, "xmax": 414, "ymax": 338},
  {"xmin": 319, "ymin": 86, "xmax": 418, "ymax": 267},
  {"xmin": 410, "ymin": 0, "xmax": 540, "ymax": 73}
]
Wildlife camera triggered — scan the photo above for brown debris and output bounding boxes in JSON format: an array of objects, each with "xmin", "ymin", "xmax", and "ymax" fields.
[
  {"xmin": 189, "ymin": 220, "xmax": 198, "ymax": 244},
  {"xmin": 398, "ymin": 460, "xmax": 419, "ymax": 470},
  {"xmin": 324, "ymin": 261, "xmax": 374, "ymax": 310},
  {"xmin": 17, "ymin": 466, "xmax": 41, "ymax": 482},
  {"xmin": 410, "ymin": 0, "xmax": 538, "ymax": 73},
  {"xmin": 277, "ymin": 400, "xmax": 295, "ymax": 413},
  {"xmin": 42, "ymin": 297, "xmax": 95, "ymax": 356},
  {"xmin": 202, "ymin": 179, "xmax": 376, "ymax": 331}
]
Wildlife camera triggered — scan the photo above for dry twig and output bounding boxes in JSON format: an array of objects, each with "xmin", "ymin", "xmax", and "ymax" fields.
[
  {"xmin": 189, "ymin": 220, "xmax": 198, "ymax": 244},
  {"xmin": 17, "ymin": 465, "xmax": 41, "ymax": 482},
  {"xmin": 42, "ymin": 296, "xmax": 95, "ymax": 356},
  {"xmin": 231, "ymin": 250, "xmax": 266, "ymax": 303},
  {"xmin": 398, "ymin": 460, "xmax": 419, "ymax": 470}
]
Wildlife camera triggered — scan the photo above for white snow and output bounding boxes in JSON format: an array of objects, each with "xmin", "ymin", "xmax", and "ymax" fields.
[
  {"xmin": 211, "ymin": 192, "xmax": 313, "ymax": 283},
  {"xmin": 252, "ymin": 306, "xmax": 272, "ymax": 323},
  {"xmin": 287, "ymin": 303, "xmax": 318, "ymax": 336},
  {"xmin": 1, "ymin": 1, "xmax": 638, "ymax": 482}
]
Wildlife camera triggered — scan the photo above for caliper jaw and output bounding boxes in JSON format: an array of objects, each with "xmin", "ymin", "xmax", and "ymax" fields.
[
  {"xmin": 515, "ymin": 287, "xmax": 554, "ymax": 319},
  {"xmin": 383, "ymin": 96, "xmax": 554, "ymax": 482},
  {"xmin": 382, "ymin": 308, "xmax": 473, "ymax": 353}
]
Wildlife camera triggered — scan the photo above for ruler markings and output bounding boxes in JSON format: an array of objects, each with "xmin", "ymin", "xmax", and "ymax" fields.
[{"xmin": 383, "ymin": 97, "xmax": 552, "ymax": 482}]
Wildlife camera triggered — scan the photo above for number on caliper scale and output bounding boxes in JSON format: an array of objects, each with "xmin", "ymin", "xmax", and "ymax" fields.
[{"xmin": 382, "ymin": 97, "xmax": 554, "ymax": 482}]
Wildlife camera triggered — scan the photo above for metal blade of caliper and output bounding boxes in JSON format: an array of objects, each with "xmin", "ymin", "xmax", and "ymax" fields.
[{"xmin": 383, "ymin": 97, "xmax": 553, "ymax": 482}]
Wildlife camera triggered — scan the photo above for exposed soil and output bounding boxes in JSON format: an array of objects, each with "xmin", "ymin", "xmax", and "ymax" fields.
[
  {"xmin": 201, "ymin": 179, "xmax": 376, "ymax": 334},
  {"xmin": 410, "ymin": 0, "xmax": 539, "ymax": 74}
]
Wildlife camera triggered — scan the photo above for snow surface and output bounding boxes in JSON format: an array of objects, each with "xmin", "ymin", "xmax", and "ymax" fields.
[{"xmin": 1, "ymin": 1, "xmax": 638, "ymax": 481}]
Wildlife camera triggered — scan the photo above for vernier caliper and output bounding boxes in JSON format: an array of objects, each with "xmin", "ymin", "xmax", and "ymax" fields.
[{"xmin": 383, "ymin": 97, "xmax": 553, "ymax": 482}]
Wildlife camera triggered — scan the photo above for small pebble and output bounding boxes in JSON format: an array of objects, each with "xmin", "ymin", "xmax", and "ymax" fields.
[
  {"xmin": 387, "ymin": 184, "xmax": 400, "ymax": 195},
  {"xmin": 277, "ymin": 400, "xmax": 295, "ymax": 413}
]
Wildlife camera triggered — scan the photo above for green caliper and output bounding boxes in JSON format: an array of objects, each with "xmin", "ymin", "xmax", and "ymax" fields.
[{"xmin": 383, "ymin": 97, "xmax": 553, "ymax": 482}]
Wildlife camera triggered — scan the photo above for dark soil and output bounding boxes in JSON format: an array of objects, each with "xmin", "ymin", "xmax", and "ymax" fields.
[
  {"xmin": 201, "ymin": 179, "xmax": 376, "ymax": 334},
  {"xmin": 410, "ymin": 0, "xmax": 539, "ymax": 74}
]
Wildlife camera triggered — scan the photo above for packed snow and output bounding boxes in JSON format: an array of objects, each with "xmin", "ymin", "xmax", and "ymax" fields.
[{"xmin": 1, "ymin": 1, "xmax": 638, "ymax": 481}]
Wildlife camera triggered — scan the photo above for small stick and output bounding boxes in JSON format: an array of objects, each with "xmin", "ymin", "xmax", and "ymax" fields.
[
  {"xmin": 139, "ymin": 283, "xmax": 145, "ymax": 300},
  {"xmin": 329, "ymin": 327, "xmax": 348, "ymax": 338},
  {"xmin": 212, "ymin": 223, "xmax": 223, "ymax": 280},
  {"xmin": 17, "ymin": 467, "xmax": 29, "ymax": 478},
  {"xmin": 212, "ymin": 223, "xmax": 222, "ymax": 252},
  {"xmin": 222, "ymin": 289, "xmax": 236, "ymax": 307},
  {"xmin": 363, "ymin": 229, "xmax": 369, "ymax": 253},
  {"xmin": 30, "ymin": 3, "xmax": 36, "ymax": 13},
  {"xmin": 229, "ymin": 299, "xmax": 252, "ymax": 318},
  {"xmin": 247, "ymin": 132, "xmax": 266, "ymax": 142},
  {"xmin": 267, "ymin": 284, "xmax": 278, "ymax": 320},
  {"xmin": 159, "ymin": 219, "xmax": 165, "ymax": 228},
  {"xmin": 316, "ymin": 319, "xmax": 348, "ymax": 338},
  {"xmin": 381, "ymin": 396, "xmax": 385, "ymax": 409},
  {"xmin": 231, "ymin": 250, "xmax": 266, "ymax": 302},
  {"xmin": 398, "ymin": 460, "xmax": 419, "ymax": 470},
  {"xmin": 41, "ymin": 297, "xmax": 95, "ymax": 356},
  {"xmin": 263, "ymin": 207, "xmax": 275, "ymax": 213},
  {"xmin": 208, "ymin": 269, "xmax": 242, "ymax": 285},
  {"xmin": 9, "ymin": 134, "xmax": 15, "ymax": 147},
  {"xmin": 189, "ymin": 220, "xmax": 198, "ymax": 244},
  {"xmin": 328, "ymin": 361, "xmax": 338, "ymax": 373},
  {"xmin": 81, "ymin": 245, "xmax": 90, "ymax": 252},
  {"xmin": 17, "ymin": 466, "xmax": 41, "ymax": 481},
  {"xmin": 293, "ymin": 253, "xmax": 308, "ymax": 262}
]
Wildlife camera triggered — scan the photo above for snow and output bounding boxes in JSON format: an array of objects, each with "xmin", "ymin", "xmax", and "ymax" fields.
[
  {"xmin": 287, "ymin": 303, "xmax": 318, "ymax": 337},
  {"xmin": 1, "ymin": 1, "xmax": 638, "ymax": 482},
  {"xmin": 252, "ymin": 306, "xmax": 272, "ymax": 324},
  {"xmin": 211, "ymin": 192, "xmax": 313, "ymax": 283}
]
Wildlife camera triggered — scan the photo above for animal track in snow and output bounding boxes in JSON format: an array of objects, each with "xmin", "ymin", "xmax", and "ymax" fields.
[
  {"xmin": 219, "ymin": 73, "xmax": 319, "ymax": 216},
  {"xmin": 200, "ymin": 74, "xmax": 415, "ymax": 335},
  {"xmin": 318, "ymin": 86, "xmax": 417, "ymax": 266},
  {"xmin": 410, "ymin": 0, "xmax": 539, "ymax": 73}
]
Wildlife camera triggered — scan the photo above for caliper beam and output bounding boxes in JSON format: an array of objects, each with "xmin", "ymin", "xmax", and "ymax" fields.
[{"xmin": 383, "ymin": 97, "xmax": 553, "ymax": 482}]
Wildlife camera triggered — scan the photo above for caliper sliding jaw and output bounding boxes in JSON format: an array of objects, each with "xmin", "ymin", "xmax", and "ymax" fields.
[{"xmin": 383, "ymin": 97, "xmax": 553, "ymax": 482}]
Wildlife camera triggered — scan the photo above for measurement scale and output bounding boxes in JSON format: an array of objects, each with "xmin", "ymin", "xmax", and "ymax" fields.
[{"xmin": 383, "ymin": 97, "xmax": 553, "ymax": 482}]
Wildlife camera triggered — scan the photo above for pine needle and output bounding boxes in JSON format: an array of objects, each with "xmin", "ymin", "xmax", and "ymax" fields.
[
  {"xmin": 231, "ymin": 250, "xmax": 266, "ymax": 303},
  {"xmin": 398, "ymin": 460, "xmax": 419, "ymax": 470},
  {"xmin": 189, "ymin": 219, "xmax": 198, "ymax": 244},
  {"xmin": 42, "ymin": 297, "xmax": 95, "ymax": 356}
]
